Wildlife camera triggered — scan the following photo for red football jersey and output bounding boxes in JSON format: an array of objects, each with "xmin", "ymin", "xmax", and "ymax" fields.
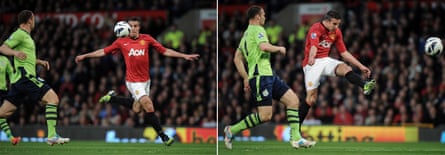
[
  {"xmin": 302, "ymin": 22, "xmax": 347, "ymax": 67},
  {"xmin": 104, "ymin": 34, "xmax": 166, "ymax": 82}
]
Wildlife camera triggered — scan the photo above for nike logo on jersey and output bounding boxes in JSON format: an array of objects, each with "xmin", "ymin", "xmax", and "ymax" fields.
[
  {"xmin": 123, "ymin": 43, "xmax": 129, "ymax": 46},
  {"xmin": 128, "ymin": 48, "xmax": 145, "ymax": 56}
]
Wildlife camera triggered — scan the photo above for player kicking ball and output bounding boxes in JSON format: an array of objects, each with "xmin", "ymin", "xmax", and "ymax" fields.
[
  {"xmin": 298, "ymin": 10, "xmax": 376, "ymax": 130},
  {"xmin": 75, "ymin": 17, "xmax": 199, "ymax": 146}
]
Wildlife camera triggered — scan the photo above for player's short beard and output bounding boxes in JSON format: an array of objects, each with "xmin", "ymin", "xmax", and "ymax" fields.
[{"xmin": 130, "ymin": 34, "xmax": 138, "ymax": 39}]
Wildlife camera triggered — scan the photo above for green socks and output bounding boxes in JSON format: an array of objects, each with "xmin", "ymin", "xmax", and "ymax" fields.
[
  {"xmin": 2, "ymin": 104, "xmax": 60, "ymax": 139},
  {"xmin": 287, "ymin": 109, "xmax": 302, "ymax": 141},
  {"xmin": 45, "ymin": 104, "xmax": 58, "ymax": 138},
  {"xmin": 0, "ymin": 118, "xmax": 13, "ymax": 139},
  {"xmin": 230, "ymin": 113, "xmax": 262, "ymax": 135}
]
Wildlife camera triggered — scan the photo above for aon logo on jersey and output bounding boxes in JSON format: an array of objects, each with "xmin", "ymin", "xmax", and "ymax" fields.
[{"xmin": 129, "ymin": 48, "xmax": 145, "ymax": 56}]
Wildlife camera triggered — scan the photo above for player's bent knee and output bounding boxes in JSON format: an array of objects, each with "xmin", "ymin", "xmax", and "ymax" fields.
[
  {"xmin": 287, "ymin": 102, "xmax": 299, "ymax": 109},
  {"xmin": 140, "ymin": 100, "xmax": 155, "ymax": 112},
  {"xmin": 289, "ymin": 96, "xmax": 300, "ymax": 109},
  {"xmin": 259, "ymin": 112, "xmax": 272, "ymax": 122},
  {"xmin": 0, "ymin": 111, "xmax": 13, "ymax": 118},
  {"xmin": 306, "ymin": 96, "xmax": 316, "ymax": 106},
  {"xmin": 138, "ymin": 96, "xmax": 151, "ymax": 104},
  {"xmin": 0, "ymin": 101, "xmax": 17, "ymax": 118},
  {"xmin": 337, "ymin": 63, "xmax": 352, "ymax": 75},
  {"xmin": 146, "ymin": 104, "xmax": 155, "ymax": 112},
  {"xmin": 42, "ymin": 90, "xmax": 59, "ymax": 104},
  {"xmin": 132, "ymin": 102, "xmax": 141, "ymax": 113}
]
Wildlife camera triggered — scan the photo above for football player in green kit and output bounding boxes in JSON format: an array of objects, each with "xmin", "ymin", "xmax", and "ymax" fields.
[
  {"xmin": 223, "ymin": 6, "xmax": 316, "ymax": 150},
  {"xmin": 0, "ymin": 10, "xmax": 69, "ymax": 146}
]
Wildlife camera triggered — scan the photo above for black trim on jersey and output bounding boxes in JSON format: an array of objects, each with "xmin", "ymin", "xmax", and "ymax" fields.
[
  {"xmin": 254, "ymin": 64, "xmax": 259, "ymax": 76},
  {"xmin": 244, "ymin": 41, "xmax": 249, "ymax": 56},
  {"xmin": 320, "ymin": 21, "xmax": 329, "ymax": 32}
]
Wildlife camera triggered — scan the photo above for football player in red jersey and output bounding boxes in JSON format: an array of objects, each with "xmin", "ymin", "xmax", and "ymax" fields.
[
  {"xmin": 75, "ymin": 17, "xmax": 199, "ymax": 146},
  {"xmin": 298, "ymin": 10, "xmax": 376, "ymax": 132}
]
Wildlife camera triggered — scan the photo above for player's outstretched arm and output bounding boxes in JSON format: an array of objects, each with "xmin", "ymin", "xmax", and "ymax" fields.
[
  {"xmin": 233, "ymin": 49, "xmax": 250, "ymax": 91},
  {"xmin": 0, "ymin": 44, "xmax": 27, "ymax": 60},
  {"xmin": 340, "ymin": 51, "xmax": 371, "ymax": 78},
  {"xmin": 163, "ymin": 48, "xmax": 199, "ymax": 61},
  {"xmin": 259, "ymin": 42, "xmax": 286, "ymax": 55},
  {"xmin": 75, "ymin": 49, "xmax": 106, "ymax": 64}
]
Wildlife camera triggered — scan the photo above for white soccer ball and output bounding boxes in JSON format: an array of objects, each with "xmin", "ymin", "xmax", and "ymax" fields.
[
  {"xmin": 424, "ymin": 37, "xmax": 443, "ymax": 56},
  {"xmin": 114, "ymin": 21, "xmax": 131, "ymax": 37}
]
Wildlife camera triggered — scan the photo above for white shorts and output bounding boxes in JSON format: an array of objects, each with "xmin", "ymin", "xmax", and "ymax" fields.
[
  {"xmin": 303, "ymin": 57, "xmax": 343, "ymax": 90},
  {"xmin": 126, "ymin": 80, "xmax": 151, "ymax": 101}
]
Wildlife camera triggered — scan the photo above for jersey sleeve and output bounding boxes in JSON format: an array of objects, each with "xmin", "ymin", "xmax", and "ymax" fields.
[
  {"xmin": 237, "ymin": 38, "xmax": 247, "ymax": 57},
  {"xmin": 307, "ymin": 26, "xmax": 321, "ymax": 47},
  {"xmin": 4, "ymin": 31, "xmax": 23, "ymax": 48},
  {"xmin": 335, "ymin": 29, "xmax": 347, "ymax": 53},
  {"xmin": 6, "ymin": 58, "xmax": 13, "ymax": 78},
  {"xmin": 103, "ymin": 40, "xmax": 120, "ymax": 54},
  {"xmin": 147, "ymin": 35, "xmax": 166, "ymax": 54},
  {"xmin": 255, "ymin": 27, "xmax": 269, "ymax": 45}
]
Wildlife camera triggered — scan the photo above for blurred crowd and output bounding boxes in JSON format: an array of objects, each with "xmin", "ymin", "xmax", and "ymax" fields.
[
  {"xmin": 0, "ymin": 0, "xmax": 216, "ymax": 128},
  {"xmin": 219, "ymin": 1, "xmax": 445, "ymax": 127},
  {"xmin": 0, "ymin": 0, "xmax": 215, "ymax": 24}
]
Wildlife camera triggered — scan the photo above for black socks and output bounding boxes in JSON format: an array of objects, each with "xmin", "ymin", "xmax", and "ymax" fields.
[
  {"xmin": 299, "ymin": 100, "xmax": 311, "ymax": 132},
  {"xmin": 146, "ymin": 112, "xmax": 168, "ymax": 140},
  {"xmin": 109, "ymin": 96, "xmax": 135, "ymax": 109},
  {"xmin": 345, "ymin": 71, "xmax": 365, "ymax": 88}
]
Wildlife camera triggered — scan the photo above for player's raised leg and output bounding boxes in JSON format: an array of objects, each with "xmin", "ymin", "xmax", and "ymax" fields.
[
  {"xmin": 336, "ymin": 63, "xmax": 376, "ymax": 95},
  {"xmin": 99, "ymin": 90, "xmax": 116, "ymax": 103},
  {"xmin": 99, "ymin": 90, "xmax": 137, "ymax": 111},
  {"xmin": 0, "ymin": 100, "xmax": 21, "ymax": 145}
]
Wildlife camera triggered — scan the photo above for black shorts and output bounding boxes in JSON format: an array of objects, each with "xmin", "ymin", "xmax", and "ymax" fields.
[
  {"xmin": 249, "ymin": 75, "xmax": 290, "ymax": 106},
  {"xmin": 0, "ymin": 90, "xmax": 7, "ymax": 104},
  {"xmin": 5, "ymin": 69, "xmax": 51, "ymax": 106}
]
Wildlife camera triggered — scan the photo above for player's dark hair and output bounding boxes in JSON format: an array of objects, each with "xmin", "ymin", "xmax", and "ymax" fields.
[
  {"xmin": 322, "ymin": 10, "xmax": 341, "ymax": 21},
  {"xmin": 127, "ymin": 16, "xmax": 141, "ymax": 23},
  {"xmin": 247, "ymin": 5, "xmax": 262, "ymax": 20},
  {"xmin": 17, "ymin": 10, "xmax": 33, "ymax": 25},
  {"xmin": 1, "ymin": 10, "xmax": 30, "ymax": 44}
]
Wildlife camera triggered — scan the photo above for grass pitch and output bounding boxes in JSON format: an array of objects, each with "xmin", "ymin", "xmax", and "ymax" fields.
[
  {"xmin": 218, "ymin": 141, "xmax": 445, "ymax": 155},
  {"xmin": 0, "ymin": 141, "xmax": 216, "ymax": 155},
  {"xmin": 2, "ymin": 141, "xmax": 443, "ymax": 155}
]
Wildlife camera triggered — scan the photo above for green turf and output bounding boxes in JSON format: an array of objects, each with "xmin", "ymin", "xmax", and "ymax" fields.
[
  {"xmin": 0, "ymin": 141, "xmax": 216, "ymax": 155},
  {"xmin": 218, "ymin": 141, "xmax": 445, "ymax": 155},
  {"xmin": 2, "ymin": 141, "xmax": 444, "ymax": 155}
]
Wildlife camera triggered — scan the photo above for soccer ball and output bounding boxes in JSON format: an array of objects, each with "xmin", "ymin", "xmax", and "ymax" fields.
[
  {"xmin": 424, "ymin": 37, "xmax": 443, "ymax": 56},
  {"xmin": 114, "ymin": 21, "xmax": 131, "ymax": 37}
]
